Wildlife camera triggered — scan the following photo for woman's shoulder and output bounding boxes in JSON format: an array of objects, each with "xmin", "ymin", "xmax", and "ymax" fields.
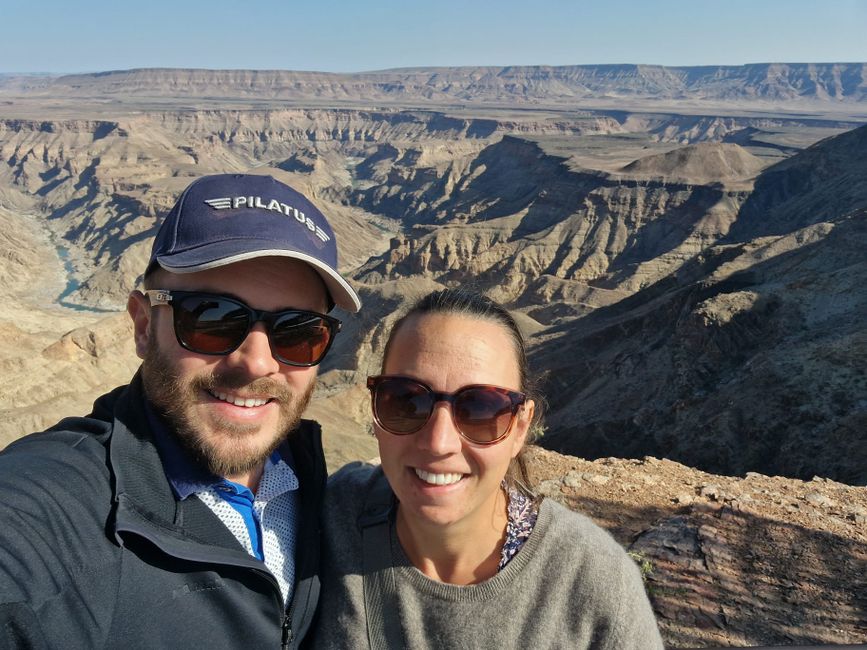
[
  {"xmin": 328, "ymin": 459, "xmax": 382, "ymax": 489},
  {"xmin": 534, "ymin": 499, "xmax": 663, "ymax": 647},
  {"xmin": 535, "ymin": 498, "xmax": 636, "ymax": 565},
  {"xmin": 321, "ymin": 461, "xmax": 391, "ymax": 568},
  {"xmin": 327, "ymin": 460, "xmax": 382, "ymax": 497},
  {"xmin": 324, "ymin": 461, "xmax": 386, "ymax": 523},
  {"xmin": 531, "ymin": 499, "xmax": 659, "ymax": 631}
]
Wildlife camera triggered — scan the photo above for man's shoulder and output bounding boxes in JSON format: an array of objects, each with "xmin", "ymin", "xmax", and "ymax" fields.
[
  {"xmin": 0, "ymin": 401, "xmax": 122, "ymax": 606},
  {"xmin": 3, "ymin": 411, "xmax": 113, "ymax": 463},
  {"xmin": 0, "ymin": 425, "xmax": 114, "ymax": 506},
  {"xmin": 0, "ymin": 389, "xmax": 126, "ymax": 506},
  {"xmin": 5, "ymin": 382, "xmax": 129, "ymax": 453},
  {"xmin": 4, "ymin": 380, "xmax": 134, "ymax": 450}
]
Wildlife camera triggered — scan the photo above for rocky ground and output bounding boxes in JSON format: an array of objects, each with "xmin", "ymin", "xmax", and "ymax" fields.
[{"xmin": 521, "ymin": 446, "xmax": 867, "ymax": 647}]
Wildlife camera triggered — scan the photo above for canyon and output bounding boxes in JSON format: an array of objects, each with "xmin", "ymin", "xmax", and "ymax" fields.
[{"xmin": 0, "ymin": 64, "xmax": 864, "ymax": 645}]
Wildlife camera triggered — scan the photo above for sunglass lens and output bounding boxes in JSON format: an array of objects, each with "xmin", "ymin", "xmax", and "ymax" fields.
[
  {"xmin": 454, "ymin": 387, "xmax": 515, "ymax": 443},
  {"xmin": 375, "ymin": 378, "xmax": 433, "ymax": 434},
  {"xmin": 271, "ymin": 314, "xmax": 333, "ymax": 365},
  {"xmin": 176, "ymin": 296, "xmax": 249, "ymax": 354}
]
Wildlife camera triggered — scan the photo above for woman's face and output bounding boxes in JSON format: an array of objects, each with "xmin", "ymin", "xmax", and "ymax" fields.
[{"xmin": 375, "ymin": 312, "xmax": 534, "ymax": 535}]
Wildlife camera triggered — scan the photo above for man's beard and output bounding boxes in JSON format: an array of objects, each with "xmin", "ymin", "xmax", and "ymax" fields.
[{"xmin": 140, "ymin": 342, "xmax": 314, "ymax": 478}]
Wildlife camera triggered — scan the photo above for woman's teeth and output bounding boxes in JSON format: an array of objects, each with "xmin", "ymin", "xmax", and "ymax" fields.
[
  {"xmin": 414, "ymin": 468, "xmax": 463, "ymax": 485},
  {"xmin": 211, "ymin": 391, "xmax": 268, "ymax": 408}
]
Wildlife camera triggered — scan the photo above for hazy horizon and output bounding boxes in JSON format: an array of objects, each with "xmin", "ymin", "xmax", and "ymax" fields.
[{"xmin": 5, "ymin": 60, "xmax": 867, "ymax": 77}]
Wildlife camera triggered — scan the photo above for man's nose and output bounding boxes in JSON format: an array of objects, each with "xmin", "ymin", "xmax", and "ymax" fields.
[{"xmin": 223, "ymin": 322, "xmax": 280, "ymax": 376}]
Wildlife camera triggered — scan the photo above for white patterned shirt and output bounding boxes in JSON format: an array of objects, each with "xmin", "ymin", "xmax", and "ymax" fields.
[{"xmin": 195, "ymin": 454, "xmax": 300, "ymax": 604}]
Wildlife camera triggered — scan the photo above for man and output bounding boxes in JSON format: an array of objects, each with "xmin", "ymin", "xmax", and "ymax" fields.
[{"xmin": 0, "ymin": 174, "xmax": 361, "ymax": 648}]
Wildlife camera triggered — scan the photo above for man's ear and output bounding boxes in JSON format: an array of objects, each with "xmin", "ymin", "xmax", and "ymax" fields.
[{"xmin": 127, "ymin": 290, "xmax": 152, "ymax": 360}]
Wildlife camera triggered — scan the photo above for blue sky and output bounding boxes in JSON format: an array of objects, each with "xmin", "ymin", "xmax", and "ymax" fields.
[{"xmin": 3, "ymin": 0, "xmax": 866, "ymax": 73}]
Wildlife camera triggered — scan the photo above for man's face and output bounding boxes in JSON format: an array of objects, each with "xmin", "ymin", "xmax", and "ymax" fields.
[{"xmin": 129, "ymin": 257, "xmax": 329, "ymax": 481}]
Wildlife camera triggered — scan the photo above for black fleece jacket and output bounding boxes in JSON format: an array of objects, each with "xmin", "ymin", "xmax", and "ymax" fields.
[{"xmin": 0, "ymin": 375, "xmax": 325, "ymax": 649}]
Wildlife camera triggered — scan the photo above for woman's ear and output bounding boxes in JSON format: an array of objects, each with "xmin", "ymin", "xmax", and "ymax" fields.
[
  {"xmin": 127, "ymin": 290, "xmax": 152, "ymax": 360},
  {"xmin": 509, "ymin": 399, "xmax": 535, "ymax": 459}
]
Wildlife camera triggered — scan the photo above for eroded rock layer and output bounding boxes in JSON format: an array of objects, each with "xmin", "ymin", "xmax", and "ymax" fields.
[{"xmin": 0, "ymin": 99, "xmax": 864, "ymax": 488}]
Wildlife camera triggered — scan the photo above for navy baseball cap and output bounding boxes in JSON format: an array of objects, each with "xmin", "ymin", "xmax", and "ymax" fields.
[{"xmin": 147, "ymin": 174, "xmax": 361, "ymax": 313}]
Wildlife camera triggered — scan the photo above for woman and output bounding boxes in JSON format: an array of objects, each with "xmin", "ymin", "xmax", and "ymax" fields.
[{"xmin": 313, "ymin": 289, "xmax": 663, "ymax": 648}]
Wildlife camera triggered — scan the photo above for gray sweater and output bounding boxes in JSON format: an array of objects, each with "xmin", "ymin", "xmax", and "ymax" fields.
[{"xmin": 312, "ymin": 463, "xmax": 664, "ymax": 649}]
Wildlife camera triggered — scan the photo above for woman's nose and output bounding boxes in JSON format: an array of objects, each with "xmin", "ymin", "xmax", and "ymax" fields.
[{"xmin": 416, "ymin": 402, "xmax": 463, "ymax": 455}]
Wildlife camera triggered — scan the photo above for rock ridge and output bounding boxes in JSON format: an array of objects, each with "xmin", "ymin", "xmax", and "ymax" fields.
[{"xmin": 4, "ymin": 63, "xmax": 866, "ymax": 108}]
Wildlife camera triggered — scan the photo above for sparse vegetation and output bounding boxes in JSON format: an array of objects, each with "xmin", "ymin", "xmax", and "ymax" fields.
[{"xmin": 628, "ymin": 551, "xmax": 654, "ymax": 585}]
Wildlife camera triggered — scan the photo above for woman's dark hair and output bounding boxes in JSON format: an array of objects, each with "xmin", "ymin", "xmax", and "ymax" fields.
[{"xmin": 381, "ymin": 288, "xmax": 546, "ymax": 494}]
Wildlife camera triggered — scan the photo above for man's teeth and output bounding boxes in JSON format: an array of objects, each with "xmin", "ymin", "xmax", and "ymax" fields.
[
  {"xmin": 414, "ymin": 468, "xmax": 463, "ymax": 485},
  {"xmin": 212, "ymin": 391, "xmax": 268, "ymax": 407}
]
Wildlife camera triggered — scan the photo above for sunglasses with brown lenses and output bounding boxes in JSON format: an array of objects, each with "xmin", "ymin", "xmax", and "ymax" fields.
[
  {"xmin": 145, "ymin": 289, "xmax": 340, "ymax": 367},
  {"xmin": 367, "ymin": 375, "xmax": 526, "ymax": 445}
]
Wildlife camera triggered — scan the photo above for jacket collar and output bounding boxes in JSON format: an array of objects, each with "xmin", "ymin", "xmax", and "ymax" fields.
[
  {"xmin": 144, "ymin": 401, "xmax": 220, "ymax": 500},
  {"xmin": 103, "ymin": 373, "xmax": 325, "ymax": 564}
]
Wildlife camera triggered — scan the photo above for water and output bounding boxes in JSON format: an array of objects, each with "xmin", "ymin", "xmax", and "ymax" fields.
[{"xmin": 55, "ymin": 246, "xmax": 116, "ymax": 313}]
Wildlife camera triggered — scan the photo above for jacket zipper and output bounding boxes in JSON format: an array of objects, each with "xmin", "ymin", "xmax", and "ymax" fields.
[{"xmin": 281, "ymin": 614, "xmax": 293, "ymax": 649}]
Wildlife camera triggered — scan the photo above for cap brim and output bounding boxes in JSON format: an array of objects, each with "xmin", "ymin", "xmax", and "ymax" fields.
[{"xmin": 156, "ymin": 246, "xmax": 361, "ymax": 313}]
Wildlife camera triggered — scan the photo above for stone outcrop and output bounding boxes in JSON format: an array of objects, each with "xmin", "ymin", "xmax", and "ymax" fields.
[
  {"xmin": 522, "ymin": 446, "xmax": 867, "ymax": 647},
  {"xmin": 620, "ymin": 142, "xmax": 765, "ymax": 184},
  {"xmin": 352, "ymin": 136, "xmax": 754, "ymax": 306},
  {"xmin": 0, "ymin": 111, "xmax": 624, "ymax": 308},
  {"xmin": 728, "ymin": 121, "xmax": 867, "ymax": 239}
]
